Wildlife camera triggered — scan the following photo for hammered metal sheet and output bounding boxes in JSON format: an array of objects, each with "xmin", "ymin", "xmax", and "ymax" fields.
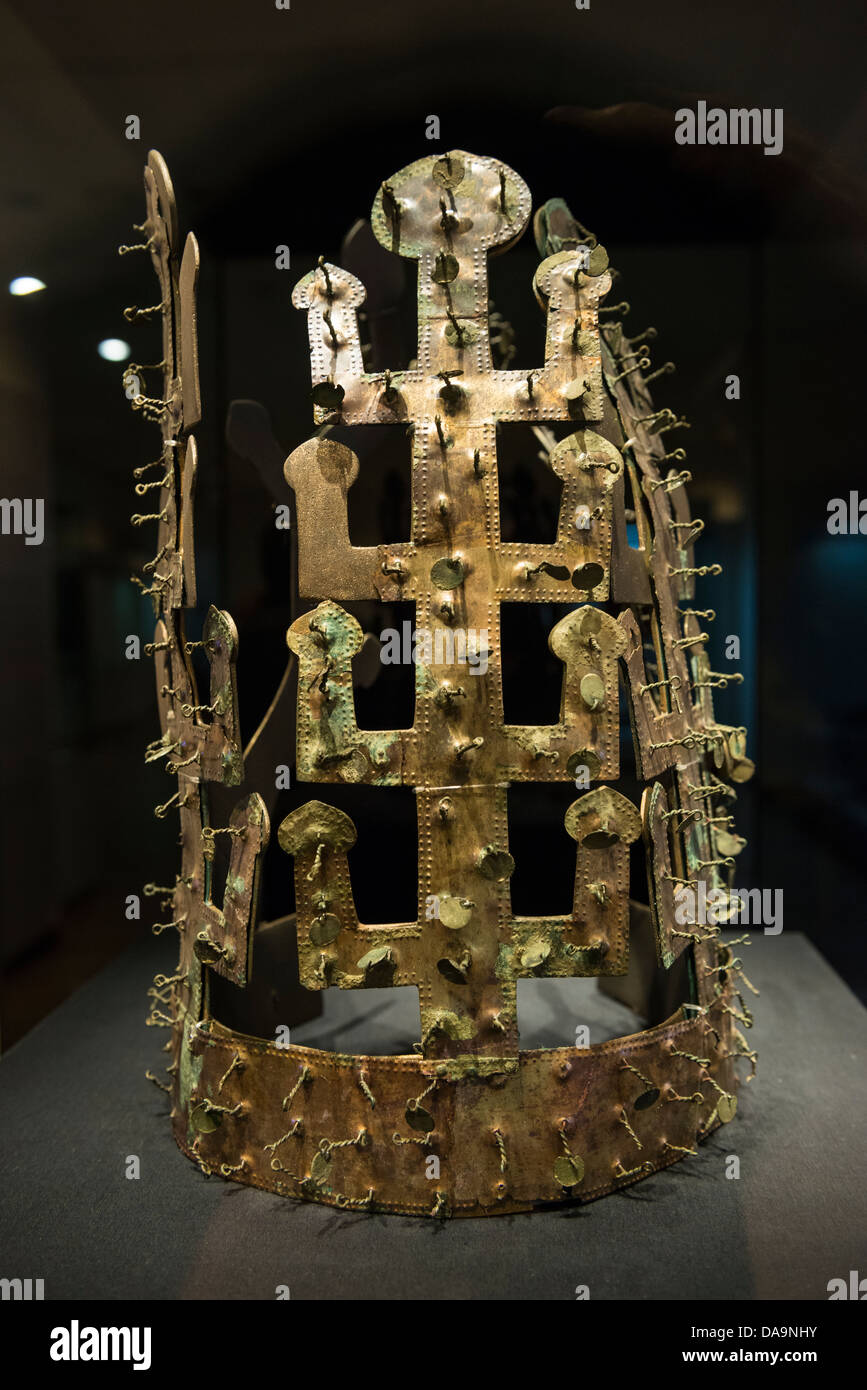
[{"xmin": 128, "ymin": 148, "xmax": 755, "ymax": 1217}]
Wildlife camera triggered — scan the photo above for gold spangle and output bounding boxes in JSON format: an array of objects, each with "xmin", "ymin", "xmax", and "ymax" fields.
[
  {"xmin": 554, "ymin": 1154, "xmax": 585, "ymax": 1187},
  {"xmin": 405, "ymin": 1101, "xmax": 436, "ymax": 1133},
  {"xmin": 563, "ymin": 376, "xmax": 587, "ymax": 401},
  {"xmin": 190, "ymin": 1103, "xmax": 221, "ymax": 1133},
  {"xmin": 357, "ymin": 945, "xmax": 393, "ymax": 974},
  {"xmin": 521, "ymin": 937, "xmax": 552, "ymax": 970},
  {"xmin": 571, "ymin": 561, "xmax": 605, "ymax": 590},
  {"xmin": 432, "ymin": 154, "xmax": 465, "ymax": 190},
  {"xmin": 432, "ymin": 250, "xmax": 459, "ymax": 283},
  {"xmin": 430, "ymin": 556, "xmax": 466, "ymax": 589},
  {"xmin": 310, "ymin": 1149, "xmax": 331, "ymax": 1185},
  {"xmin": 437, "ymin": 369, "xmax": 464, "ymax": 410},
  {"xmin": 193, "ymin": 931, "xmax": 233, "ymax": 966},
  {"xmin": 309, "ymin": 913, "xmax": 342, "ymax": 946},
  {"xmin": 476, "ymin": 846, "xmax": 516, "ymax": 881},
  {"xmin": 579, "ymin": 672, "xmax": 605, "ymax": 711},
  {"xmin": 586, "ymin": 244, "xmax": 609, "ymax": 276},
  {"xmin": 566, "ymin": 748, "xmax": 601, "ymax": 780},
  {"xmin": 565, "ymin": 787, "xmax": 642, "ymax": 847},
  {"xmin": 311, "ymin": 380, "xmax": 344, "ymax": 411},
  {"xmin": 714, "ymin": 828, "xmax": 747, "ymax": 857},
  {"xmin": 437, "ymin": 955, "xmax": 469, "ymax": 985},
  {"xmin": 634, "ymin": 1087, "xmax": 661, "ymax": 1111},
  {"xmin": 277, "ymin": 801, "xmax": 357, "ymax": 856},
  {"xmin": 731, "ymin": 756, "xmax": 756, "ymax": 784},
  {"xmin": 437, "ymin": 895, "xmax": 474, "ymax": 930}
]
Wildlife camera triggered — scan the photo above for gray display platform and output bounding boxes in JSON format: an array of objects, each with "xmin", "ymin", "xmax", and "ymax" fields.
[{"xmin": 1, "ymin": 932, "xmax": 864, "ymax": 1300}]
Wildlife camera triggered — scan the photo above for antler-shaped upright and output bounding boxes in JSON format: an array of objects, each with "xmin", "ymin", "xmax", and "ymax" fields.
[{"xmin": 281, "ymin": 152, "xmax": 642, "ymax": 1055}]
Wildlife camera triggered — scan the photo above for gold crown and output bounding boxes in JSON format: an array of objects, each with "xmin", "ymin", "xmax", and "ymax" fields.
[{"xmin": 130, "ymin": 148, "xmax": 756, "ymax": 1217}]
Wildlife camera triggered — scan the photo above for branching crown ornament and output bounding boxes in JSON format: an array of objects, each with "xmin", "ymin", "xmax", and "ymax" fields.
[{"xmin": 128, "ymin": 148, "xmax": 756, "ymax": 1217}]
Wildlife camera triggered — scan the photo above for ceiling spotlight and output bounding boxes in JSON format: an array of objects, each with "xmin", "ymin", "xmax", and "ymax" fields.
[
  {"xmin": 98, "ymin": 338, "xmax": 132, "ymax": 362},
  {"xmin": 9, "ymin": 276, "xmax": 46, "ymax": 296}
]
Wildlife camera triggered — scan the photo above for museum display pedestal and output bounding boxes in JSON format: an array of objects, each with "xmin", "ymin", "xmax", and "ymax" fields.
[{"xmin": 1, "ymin": 932, "xmax": 864, "ymax": 1300}]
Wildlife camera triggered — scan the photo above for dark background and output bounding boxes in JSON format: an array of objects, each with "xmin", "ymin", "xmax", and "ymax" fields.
[{"xmin": 1, "ymin": 0, "xmax": 865, "ymax": 1045}]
